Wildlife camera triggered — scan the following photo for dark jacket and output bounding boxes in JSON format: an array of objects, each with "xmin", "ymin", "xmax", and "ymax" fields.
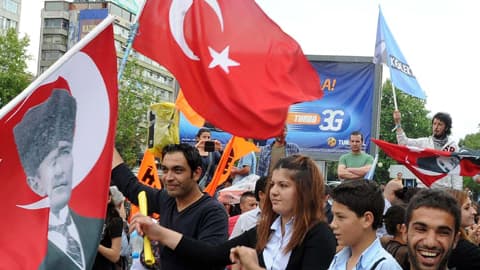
[{"xmin": 175, "ymin": 222, "xmax": 336, "ymax": 270}]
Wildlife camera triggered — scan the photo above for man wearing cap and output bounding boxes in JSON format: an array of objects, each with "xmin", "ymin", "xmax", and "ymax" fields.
[{"xmin": 13, "ymin": 89, "xmax": 102, "ymax": 270}]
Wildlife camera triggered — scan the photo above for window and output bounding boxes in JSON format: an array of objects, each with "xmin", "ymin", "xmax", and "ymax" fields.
[
  {"xmin": 43, "ymin": 34, "xmax": 67, "ymax": 44},
  {"xmin": 44, "ymin": 1, "xmax": 67, "ymax": 11},
  {"xmin": 113, "ymin": 24, "xmax": 129, "ymax": 39},
  {"xmin": 42, "ymin": 51, "xmax": 63, "ymax": 60},
  {"xmin": 44, "ymin": 18, "xmax": 69, "ymax": 30},
  {"xmin": 4, "ymin": 0, "xmax": 19, "ymax": 14}
]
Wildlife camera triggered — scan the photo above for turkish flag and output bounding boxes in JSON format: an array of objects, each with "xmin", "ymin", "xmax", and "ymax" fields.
[
  {"xmin": 0, "ymin": 22, "xmax": 117, "ymax": 268},
  {"xmin": 134, "ymin": 0, "xmax": 323, "ymax": 139},
  {"xmin": 373, "ymin": 139, "xmax": 480, "ymax": 187}
]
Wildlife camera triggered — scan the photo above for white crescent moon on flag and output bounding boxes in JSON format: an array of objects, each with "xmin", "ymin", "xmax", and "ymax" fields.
[
  {"xmin": 169, "ymin": 0, "xmax": 224, "ymax": 60},
  {"xmin": 17, "ymin": 52, "xmax": 110, "ymax": 210}
]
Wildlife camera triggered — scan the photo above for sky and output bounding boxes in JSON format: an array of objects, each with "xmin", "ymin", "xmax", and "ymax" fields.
[{"xmin": 19, "ymin": 0, "xmax": 480, "ymax": 142}]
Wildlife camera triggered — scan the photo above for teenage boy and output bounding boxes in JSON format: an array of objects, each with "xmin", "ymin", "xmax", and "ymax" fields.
[
  {"xmin": 328, "ymin": 180, "xmax": 401, "ymax": 270},
  {"xmin": 405, "ymin": 189, "xmax": 461, "ymax": 270}
]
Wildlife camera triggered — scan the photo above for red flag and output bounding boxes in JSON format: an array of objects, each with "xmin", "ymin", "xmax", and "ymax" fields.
[
  {"xmin": 373, "ymin": 139, "xmax": 480, "ymax": 187},
  {"xmin": 0, "ymin": 20, "xmax": 117, "ymax": 269},
  {"xmin": 133, "ymin": 0, "xmax": 323, "ymax": 139}
]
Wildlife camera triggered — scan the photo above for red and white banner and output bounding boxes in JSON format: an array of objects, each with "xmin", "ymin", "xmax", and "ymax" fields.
[
  {"xmin": 373, "ymin": 139, "xmax": 480, "ymax": 187},
  {"xmin": 134, "ymin": 0, "xmax": 323, "ymax": 139},
  {"xmin": 0, "ymin": 17, "xmax": 117, "ymax": 269}
]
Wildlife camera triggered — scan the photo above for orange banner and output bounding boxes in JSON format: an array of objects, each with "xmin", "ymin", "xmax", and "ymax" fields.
[
  {"xmin": 204, "ymin": 137, "xmax": 259, "ymax": 196},
  {"xmin": 128, "ymin": 150, "xmax": 161, "ymax": 221},
  {"xmin": 175, "ymin": 90, "xmax": 205, "ymax": 127}
]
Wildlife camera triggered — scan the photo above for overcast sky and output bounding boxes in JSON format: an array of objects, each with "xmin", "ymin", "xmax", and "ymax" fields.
[{"xmin": 19, "ymin": 0, "xmax": 480, "ymax": 142}]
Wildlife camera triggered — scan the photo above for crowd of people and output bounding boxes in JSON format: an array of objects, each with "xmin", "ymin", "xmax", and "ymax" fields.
[
  {"xmin": 103, "ymin": 110, "xmax": 478, "ymax": 270},
  {"xmin": 16, "ymin": 93, "xmax": 480, "ymax": 270}
]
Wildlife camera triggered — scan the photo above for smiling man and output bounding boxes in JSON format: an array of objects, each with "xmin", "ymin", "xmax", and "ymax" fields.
[
  {"xmin": 111, "ymin": 143, "xmax": 228, "ymax": 270},
  {"xmin": 405, "ymin": 189, "xmax": 461, "ymax": 270},
  {"xmin": 14, "ymin": 89, "xmax": 102, "ymax": 270}
]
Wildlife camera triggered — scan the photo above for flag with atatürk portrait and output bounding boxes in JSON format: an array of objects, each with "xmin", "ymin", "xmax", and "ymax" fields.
[
  {"xmin": 0, "ymin": 17, "xmax": 117, "ymax": 269},
  {"xmin": 373, "ymin": 139, "xmax": 480, "ymax": 187}
]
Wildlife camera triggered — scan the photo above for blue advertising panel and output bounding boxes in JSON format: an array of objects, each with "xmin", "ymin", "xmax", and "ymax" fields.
[
  {"xmin": 179, "ymin": 60, "xmax": 375, "ymax": 158},
  {"xmin": 289, "ymin": 61, "xmax": 375, "ymax": 154},
  {"xmin": 78, "ymin": 9, "xmax": 108, "ymax": 41}
]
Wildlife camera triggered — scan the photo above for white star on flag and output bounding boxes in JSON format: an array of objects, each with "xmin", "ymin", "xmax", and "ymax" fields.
[{"xmin": 208, "ymin": 46, "xmax": 240, "ymax": 73}]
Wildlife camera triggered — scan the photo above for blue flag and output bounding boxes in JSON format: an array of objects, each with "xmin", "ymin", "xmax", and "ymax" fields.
[{"xmin": 374, "ymin": 8, "xmax": 426, "ymax": 99}]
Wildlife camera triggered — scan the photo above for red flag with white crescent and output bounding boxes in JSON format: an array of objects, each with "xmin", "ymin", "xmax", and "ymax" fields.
[
  {"xmin": 134, "ymin": 0, "xmax": 323, "ymax": 139},
  {"xmin": 0, "ymin": 21, "xmax": 117, "ymax": 269}
]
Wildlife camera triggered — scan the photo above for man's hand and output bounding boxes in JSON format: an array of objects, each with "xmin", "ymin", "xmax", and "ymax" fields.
[
  {"xmin": 393, "ymin": 110, "xmax": 402, "ymax": 125},
  {"xmin": 230, "ymin": 246, "xmax": 264, "ymax": 270}
]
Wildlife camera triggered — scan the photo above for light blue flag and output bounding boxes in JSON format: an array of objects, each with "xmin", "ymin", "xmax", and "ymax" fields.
[
  {"xmin": 374, "ymin": 8, "xmax": 426, "ymax": 99},
  {"xmin": 365, "ymin": 153, "xmax": 378, "ymax": 181}
]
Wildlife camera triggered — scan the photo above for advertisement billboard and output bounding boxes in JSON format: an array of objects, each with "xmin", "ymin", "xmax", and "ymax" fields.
[{"xmin": 180, "ymin": 55, "xmax": 381, "ymax": 161}]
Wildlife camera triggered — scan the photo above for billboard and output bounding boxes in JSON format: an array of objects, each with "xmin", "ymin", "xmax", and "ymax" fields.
[
  {"xmin": 180, "ymin": 56, "xmax": 381, "ymax": 161},
  {"xmin": 78, "ymin": 9, "xmax": 109, "ymax": 41}
]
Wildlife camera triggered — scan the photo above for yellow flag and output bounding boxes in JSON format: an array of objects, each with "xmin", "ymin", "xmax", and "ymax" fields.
[
  {"xmin": 148, "ymin": 102, "xmax": 180, "ymax": 158},
  {"xmin": 204, "ymin": 137, "xmax": 259, "ymax": 196},
  {"xmin": 175, "ymin": 89, "xmax": 205, "ymax": 127},
  {"xmin": 128, "ymin": 150, "xmax": 161, "ymax": 221}
]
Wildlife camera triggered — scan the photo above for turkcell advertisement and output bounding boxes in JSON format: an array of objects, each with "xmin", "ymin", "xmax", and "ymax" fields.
[{"xmin": 180, "ymin": 59, "xmax": 375, "ymax": 158}]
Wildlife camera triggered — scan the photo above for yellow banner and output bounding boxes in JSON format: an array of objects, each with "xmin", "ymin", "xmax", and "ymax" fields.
[
  {"xmin": 128, "ymin": 150, "xmax": 161, "ymax": 221},
  {"xmin": 148, "ymin": 102, "xmax": 179, "ymax": 158}
]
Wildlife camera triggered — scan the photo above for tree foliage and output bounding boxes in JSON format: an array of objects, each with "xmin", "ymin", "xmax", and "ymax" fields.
[
  {"xmin": 459, "ymin": 128, "xmax": 480, "ymax": 193},
  {"xmin": 459, "ymin": 130, "xmax": 480, "ymax": 150},
  {"xmin": 374, "ymin": 80, "xmax": 431, "ymax": 183},
  {"xmin": 116, "ymin": 59, "xmax": 159, "ymax": 167},
  {"xmin": 0, "ymin": 28, "xmax": 33, "ymax": 108}
]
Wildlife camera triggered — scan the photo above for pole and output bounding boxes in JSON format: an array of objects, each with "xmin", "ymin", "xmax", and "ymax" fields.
[
  {"xmin": 0, "ymin": 15, "xmax": 116, "ymax": 120},
  {"xmin": 391, "ymin": 79, "xmax": 398, "ymax": 111}
]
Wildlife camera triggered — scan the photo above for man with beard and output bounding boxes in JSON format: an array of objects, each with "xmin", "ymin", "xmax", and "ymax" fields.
[
  {"xmin": 337, "ymin": 131, "xmax": 374, "ymax": 181},
  {"xmin": 405, "ymin": 189, "xmax": 461, "ymax": 270},
  {"xmin": 256, "ymin": 126, "xmax": 299, "ymax": 177},
  {"xmin": 393, "ymin": 111, "xmax": 462, "ymax": 190}
]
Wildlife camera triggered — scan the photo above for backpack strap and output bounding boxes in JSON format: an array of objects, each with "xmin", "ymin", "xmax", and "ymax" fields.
[{"xmin": 370, "ymin": 257, "xmax": 386, "ymax": 270}]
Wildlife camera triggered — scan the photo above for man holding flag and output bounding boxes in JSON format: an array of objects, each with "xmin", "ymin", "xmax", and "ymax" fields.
[
  {"xmin": 393, "ymin": 110, "xmax": 462, "ymax": 190},
  {"xmin": 111, "ymin": 144, "xmax": 228, "ymax": 270}
]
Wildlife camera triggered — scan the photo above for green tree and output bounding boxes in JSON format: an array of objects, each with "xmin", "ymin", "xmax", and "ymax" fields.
[
  {"xmin": 0, "ymin": 28, "xmax": 33, "ymax": 107},
  {"xmin": 116, "ymin": 59, "xmax": 159, "ymax": 167},
  {"xmin": 459, "ymin": 131, "xmax": 480, "ymax": 149},
  {"xmin": 459, "ymin": 128, "xmax": 480, "ymax": 194},
  {"xmin": 374, "ymin": 80, "xmax": 431, "ymax": 183}
]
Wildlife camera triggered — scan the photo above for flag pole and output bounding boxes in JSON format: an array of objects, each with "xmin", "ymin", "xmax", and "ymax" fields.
[
  {"xmin": 0, "ymin": 15, "xmax": 116, "ymax": 120},
  {"xmin": 117, "ymin": 0, "xmax": 147, "ymax": 81},
  {"xmin": 391, "ymin": 80, "xmax": 398, "ymax": 110}
]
